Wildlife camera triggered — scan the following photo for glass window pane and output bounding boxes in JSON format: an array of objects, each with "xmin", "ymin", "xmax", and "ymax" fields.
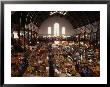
[
  {"xmin": 48, "ymin": 27, "xmax": 51, "ymax": 34},
  {"xmin": 54, "ymin": 23, "xmax": 59, "ymax": 36},
  {"xmin": 62, "ymin": 26, "xmax": 65, "ymax": 34}
]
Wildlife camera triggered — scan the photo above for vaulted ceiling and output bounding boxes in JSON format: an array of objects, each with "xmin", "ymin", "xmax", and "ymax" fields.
[{"xmin": 11, "ymin": 11, "xmax": 100, "ymax": 29}]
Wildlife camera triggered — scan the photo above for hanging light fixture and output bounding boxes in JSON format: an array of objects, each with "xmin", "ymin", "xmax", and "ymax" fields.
[{"xmin": 50, "ymin": 11, "xmax": 68, "ymax": 16}]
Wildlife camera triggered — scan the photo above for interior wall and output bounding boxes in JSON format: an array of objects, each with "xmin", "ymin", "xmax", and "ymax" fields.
[{"xmin": 39, "ymin": 16, "xmax": 75, "ymax": 36}]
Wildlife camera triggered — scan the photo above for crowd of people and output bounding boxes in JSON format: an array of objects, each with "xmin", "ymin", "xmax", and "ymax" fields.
[
  {"xmin": 23, "ymin": 44, "xmax": 49, "ymax": 77},
  {"xmin": 11, "ymin": 39, "xmax": 100, "ymax": 77},
  {"xmin": 48, "ymin": 41, "xmax": 100, "ymax": 77}
]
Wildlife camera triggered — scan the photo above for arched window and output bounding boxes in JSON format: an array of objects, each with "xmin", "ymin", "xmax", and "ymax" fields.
[
  {"xmin": 54, "ymin": 23, "xmax": 59, "ymax": 36},
  {"xmin": 62, "ymin": 26, "xmax": 65, "ymax": 34},
  {"xmin": 48, "ymin": 27, "xmax": 51, "ymax": 34}
]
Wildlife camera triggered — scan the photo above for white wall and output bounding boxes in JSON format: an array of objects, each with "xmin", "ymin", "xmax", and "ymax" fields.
[{"xmin": 39, "ymin": 16, "xmax": 75, "ymax": 36}]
